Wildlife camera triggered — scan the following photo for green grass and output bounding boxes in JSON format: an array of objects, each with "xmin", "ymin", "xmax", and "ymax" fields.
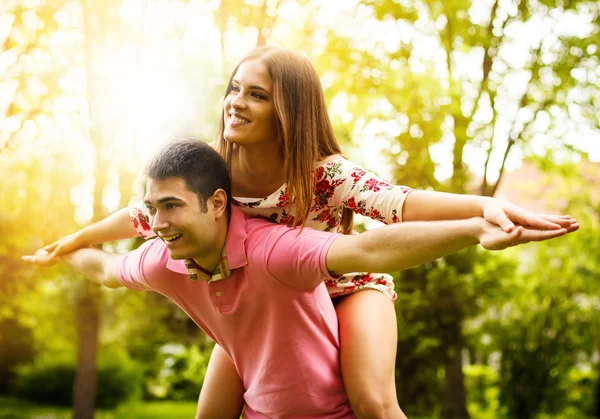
[{"xmin": 0, "ymin": 397, "xmax": 197, "ymax": 419}]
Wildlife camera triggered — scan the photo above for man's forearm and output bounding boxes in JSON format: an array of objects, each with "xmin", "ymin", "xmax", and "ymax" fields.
[
  {"xmin": 61, "ymin": 248, "xmax": 123, "ymax": 288},
  {"xmin": 402, "ymin": 191, "xmax": 491, "ymax": 222},
  {"xmin": 327, "ymin": 218, "xmax": 481, "ymax": 275}
]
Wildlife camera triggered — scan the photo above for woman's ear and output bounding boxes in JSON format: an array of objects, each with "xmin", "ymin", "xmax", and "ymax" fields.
[{"xmin": 210, "ymin": 189, "xmax": 229, "ymax": 220}]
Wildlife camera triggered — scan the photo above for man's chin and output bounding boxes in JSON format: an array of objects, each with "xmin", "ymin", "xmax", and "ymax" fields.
[{"xmin": 167, "ymin": 250, "xmax": 189, "ymax": 260}]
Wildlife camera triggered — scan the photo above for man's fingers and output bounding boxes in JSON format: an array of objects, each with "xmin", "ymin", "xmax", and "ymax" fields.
[
  {"xmin": 566, "ymin": 222, "xmax": 580, "ymax": 233},
  {"xmin": 518, "ymin": 227, "xmax": 567, "ymax": 243},
  {"xmin": 22, "ymin": 254, "xmax": 53, "ymax": 265}
]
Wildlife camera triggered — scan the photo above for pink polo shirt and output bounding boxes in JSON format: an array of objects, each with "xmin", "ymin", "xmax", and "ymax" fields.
[{"xmin": 118, "ymin": 207, "xmax": 355, "ymax": 418}]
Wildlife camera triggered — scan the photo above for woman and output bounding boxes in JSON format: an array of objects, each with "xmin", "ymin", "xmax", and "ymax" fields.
[{"xmin": 39, "ymin": 47, "xmax": 573, "ymax": 418}]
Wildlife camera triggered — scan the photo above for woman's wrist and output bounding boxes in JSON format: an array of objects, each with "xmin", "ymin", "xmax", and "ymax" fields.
[{"xmin": 76, "ymin": 227, "xmax": 95, "ymax": 247}]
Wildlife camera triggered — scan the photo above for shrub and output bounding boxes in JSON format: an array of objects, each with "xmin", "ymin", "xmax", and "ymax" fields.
[
  {"xmin": 145, "ymin": 343, "xmax": 211, "ymax": 401},
  {"xmin": 12, "ymin": 345, "xmax": 143, "ymax": 408}
]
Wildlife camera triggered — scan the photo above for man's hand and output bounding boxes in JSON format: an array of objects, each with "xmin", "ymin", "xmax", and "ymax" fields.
[
  {"xmin": 482, "ymin": 199, "xmax": 576, "ymax": 233},
  {"xmin": 477, "ymin": 217, "xmax": 580, "ymax": 251},
  {"xmin": 23, "ymin": 248, "xmax": 123, "ymax": 288},
  {"xmin": 21, "ymin": 248, "xmax": 63, "ymax": 266}
]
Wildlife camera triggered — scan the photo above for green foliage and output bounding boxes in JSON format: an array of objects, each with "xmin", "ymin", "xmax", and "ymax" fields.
[
  {"xmin": 476, "ymin": 213, "xmax": 600, "ymax": 419},
  {"xmin": 145, "ymin": 343, "xmax": 212, "ymax": 401},
  {"xmin": 0, "ymin": 396, "xmax": 198, "ymax": 419},
  {"xmin": 464, "ymin": 365, "xmax": 505, "ymax": 419},
  {"xmin": 0, "ymin": 318, "xmax": 35, "ymax": 395},
  {"xmin": 394, "ymin": 247, "xmax": 518, "ymax": 415},
  {"xmin": 12, "ymin": 345, "xmax": 143, "ymax": 409}
]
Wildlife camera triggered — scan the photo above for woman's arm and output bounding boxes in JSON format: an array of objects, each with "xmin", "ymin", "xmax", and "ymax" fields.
[
  {"xmin": 33, "ymin": 207, "xmax": 140, "ymax": 265},
  {"xmin": 402, "ymin": 190, "xmax": 572, "ymax": 231},
  {"xmin": 326, "ymin": 158, "xmax": 572, "ymax": 231}
]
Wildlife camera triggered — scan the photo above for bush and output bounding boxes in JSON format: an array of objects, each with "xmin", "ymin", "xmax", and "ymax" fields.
[
  {"xmin": 145, "ymin": 343, "xmax": 212, "ymax": 401},
  {"xmin": 464, "ymin": 364, "xmax": 507, "ymax": 419},
  {"xmin": 12, "ymin": 345, "xmax": 143, "ymax": 408}
]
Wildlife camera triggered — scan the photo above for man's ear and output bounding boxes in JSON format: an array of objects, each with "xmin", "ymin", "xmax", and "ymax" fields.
[{"xmin": 209, "ymin": 189, "xmax": 228, "ymax": 220}]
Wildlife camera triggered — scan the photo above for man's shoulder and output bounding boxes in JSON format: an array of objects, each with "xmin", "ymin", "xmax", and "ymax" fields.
[{"xmin": 127, "ymin": 237, "xmax": 170, "ymax": 271}]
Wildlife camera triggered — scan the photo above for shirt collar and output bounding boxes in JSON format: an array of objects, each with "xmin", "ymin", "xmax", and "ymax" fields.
[{"xmin": 165, "ymin": 206, "xmax": 249, "ymax": 282}]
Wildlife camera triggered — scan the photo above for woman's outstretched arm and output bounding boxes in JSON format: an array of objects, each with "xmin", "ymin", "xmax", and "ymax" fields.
[{"xmin": 31, "ymin": 207, "xmax": 139, "ymax": 265}]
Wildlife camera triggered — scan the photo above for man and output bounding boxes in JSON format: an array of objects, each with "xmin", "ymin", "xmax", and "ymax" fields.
[{"xmin": 24, "ymin": 139, "xmax": 577, "ymax": 418}]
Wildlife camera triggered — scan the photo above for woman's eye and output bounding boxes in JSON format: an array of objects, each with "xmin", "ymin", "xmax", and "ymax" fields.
[
  {"xmin": 231, "ymin": 85, "xmax": 240, "ymax": 92},
  {"xmin": 251, "ymin": 92, "xmax": 265, "ymax": 100}
]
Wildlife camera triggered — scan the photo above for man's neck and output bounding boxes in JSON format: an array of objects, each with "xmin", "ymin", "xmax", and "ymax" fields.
[{"xmin": 191, "ymin": 217, "xmax": 229, "ymax": 275}]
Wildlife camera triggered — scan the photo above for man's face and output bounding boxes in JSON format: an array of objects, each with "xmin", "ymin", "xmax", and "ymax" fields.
[{"xmin": 144, "ymin": 177, "xmax": 218, "ymax": 261}]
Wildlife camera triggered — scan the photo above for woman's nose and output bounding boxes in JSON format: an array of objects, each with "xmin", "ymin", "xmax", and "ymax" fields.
[{"xmin": 230, "ymin": 92, "xmax": 247, "ymax": 109}]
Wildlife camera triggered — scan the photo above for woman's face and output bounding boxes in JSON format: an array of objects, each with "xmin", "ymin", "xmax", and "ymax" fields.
[{"xmin": 223, "ymin": 60, "xmax": 279, "ymax": 148}]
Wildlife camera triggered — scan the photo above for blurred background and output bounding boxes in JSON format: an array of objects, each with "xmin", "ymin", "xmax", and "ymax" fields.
[{"xmin": 1, "ymin": 0, "xmax": 599, "ymax": 418}]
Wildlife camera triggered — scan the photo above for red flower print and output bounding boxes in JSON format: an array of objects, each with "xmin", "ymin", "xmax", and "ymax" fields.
[
  {"xmin": 138, "ymin": 214, "xmax": 152, "ymax": 231},
  {"xmin": 280, "ymin": 210, "xmax": 295, "ymax": 227},
  {"xmin": 363, "ymin": 178, "xmax": 380, "ymax": 192},
  {"xmin": 277, "ymin": 188, "xmax": 290, "ymax": 207},
  {"xmin": 327, "ymin": 215, "xmax": 337, "ymax": 228},
  {"xmin": 316, "ymin": 179, "xmax": 330, "ymax": 194},
  {"xmin": 317, "ymin": 209, "xmax": 331, "ymax": 222},
  {"xmin": 346, "ymin": 197, "xmax": 357, "ymax": 210},
  {"xmin": 314, "ymin": 166, "xmax": 325, "ymax": 182},
  {"xmin": 392, "ymin": 209, "xmax": 399, "ymax": 223},
  {"xmin": 351, "ymin": 168, "xmax": 366, "ymax": 183}
]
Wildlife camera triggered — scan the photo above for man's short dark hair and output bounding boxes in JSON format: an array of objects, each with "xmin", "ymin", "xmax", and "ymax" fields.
[{"xmin": 146, "ymin": 138, "xmax": 232, "ymax": 212}]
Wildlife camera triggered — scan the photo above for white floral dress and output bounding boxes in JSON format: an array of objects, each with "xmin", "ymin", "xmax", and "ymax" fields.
[{"xmin": 130, "ymin": 157, "xmax": 413, "ymax": 301}]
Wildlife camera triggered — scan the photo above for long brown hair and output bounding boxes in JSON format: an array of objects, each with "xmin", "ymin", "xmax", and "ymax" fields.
[{"xmin": 215, "ymin": 47, "xmax": 354, "ymax": 234}]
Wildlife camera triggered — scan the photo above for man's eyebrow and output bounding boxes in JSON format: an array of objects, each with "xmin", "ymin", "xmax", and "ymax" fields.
[
  {"xmin": 143, "ymin": 197, "xmax": 184, "ymax": 205},
  {"xmin": 231, "ymin": 79, "xmax": 270, "ymax": 95}
]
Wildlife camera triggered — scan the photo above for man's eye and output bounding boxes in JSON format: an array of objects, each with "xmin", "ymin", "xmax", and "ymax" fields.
[
  {"xmin": 166, "ymin": 203, "xmax": 177, "ymax": 210},
  {"xmin": 146, "ymin": 207, "xmax": 156, "ymax": 215}
]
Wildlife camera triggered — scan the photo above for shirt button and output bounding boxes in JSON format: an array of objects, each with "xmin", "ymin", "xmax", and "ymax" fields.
[{"xmin": 215, "ymin": 292, "xmax": 222, "ymax": 297}]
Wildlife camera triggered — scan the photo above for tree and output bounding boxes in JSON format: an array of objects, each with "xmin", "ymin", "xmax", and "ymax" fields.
[{"xmin": 308, "ymin": 0, "xmax": 599, "ymax": 416}]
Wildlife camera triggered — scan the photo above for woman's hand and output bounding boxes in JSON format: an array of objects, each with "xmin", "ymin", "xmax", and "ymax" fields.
[
  {"xmin": 23, "ymin": 231, "xmax": 90, "ymax": 266},
  {"xmin": 482, "ymin": 199, "xmax": 575, "ymax": 233}
]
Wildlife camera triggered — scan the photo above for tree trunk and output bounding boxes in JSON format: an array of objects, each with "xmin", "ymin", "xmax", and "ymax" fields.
[
  {"xmin": 72, "ymin": 1, "xmax": 106, "ymax": 417},
  {"xmin": 441, "ymin": 346, "xmax": 470, "ymax": 419},
  {"xmin": 72, "ymin": 281, "xmax": 100, "ymax": 419}
]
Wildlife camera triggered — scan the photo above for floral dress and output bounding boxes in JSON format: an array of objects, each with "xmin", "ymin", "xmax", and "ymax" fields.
[{"xmin": 130, "ymin": 157, "xmax": 413, "ymax": 301}]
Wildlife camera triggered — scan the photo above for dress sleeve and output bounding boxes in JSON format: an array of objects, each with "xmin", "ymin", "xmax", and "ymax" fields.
[
  {"xmin": 129, "ymin": 203, "xmax": 157, "ymax": 239},
  {"xmin": 314, "ymin": 159, "xmax": 414, "ymax": 224}
]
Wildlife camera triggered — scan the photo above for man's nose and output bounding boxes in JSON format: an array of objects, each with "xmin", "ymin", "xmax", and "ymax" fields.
[{"xmin": 151, "ymin": 212, "xmax": 169, "ymax": 233}]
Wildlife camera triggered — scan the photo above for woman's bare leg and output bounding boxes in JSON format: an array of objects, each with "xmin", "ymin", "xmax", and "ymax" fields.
[
  {"xmin": 195, "ymin": 344, "xmax": 245, "ymax": 419},
  {"xmin": 336, "ymin": 290, "xmax": 407, "ymax": 419}
]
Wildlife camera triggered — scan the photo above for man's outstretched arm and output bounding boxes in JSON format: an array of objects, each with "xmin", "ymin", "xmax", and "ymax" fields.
[
  {"xmin": 23, "ymin": 248, "xmax": 124, "ymax": 289},
  {"xmin": 326, "ymin": 217, "xmax": 578, "ymax": 276}
]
